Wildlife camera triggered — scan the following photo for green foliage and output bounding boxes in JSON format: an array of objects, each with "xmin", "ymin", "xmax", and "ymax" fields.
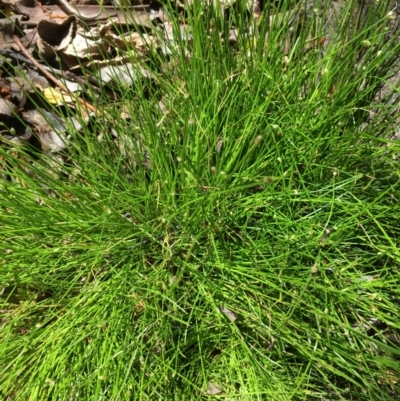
[{"xmin": 1, "ymin": 0, "xmax": 400, "ymax": 399}]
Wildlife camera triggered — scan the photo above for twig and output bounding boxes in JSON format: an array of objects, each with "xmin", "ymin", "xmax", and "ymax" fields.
[
  {"xmin": 0, "ymin": 49, "xmax": 102, "ymax": 94},
  {"xmin": 13, "ymin": 35, "xmax": 97, "ymax": 114},
  {"xmin": 57, "ymin": 0, "xmax": 102, "ymax": 22}
]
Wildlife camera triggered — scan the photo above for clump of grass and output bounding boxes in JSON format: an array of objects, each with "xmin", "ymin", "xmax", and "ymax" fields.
[{"xmin": 1, "ymin": 0, "xmax": 400, "ymax": 399}]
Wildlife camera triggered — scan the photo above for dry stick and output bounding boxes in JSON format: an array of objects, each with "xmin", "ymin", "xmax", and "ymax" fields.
[
  {"xmin": 0, "ymin": 48, "xmax": 101, "ymax": 94},
  {"xmin": 13, "ymin": 35, "xmax": 97, "ymax": 114},
  {"xmin": 57, "ymin": 0, "xmax": 102, "ymax": 22}
]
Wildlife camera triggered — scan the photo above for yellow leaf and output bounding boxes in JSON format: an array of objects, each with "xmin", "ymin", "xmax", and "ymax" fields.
[{"xmin": 43, "ymin": 88, "xmax": 75, "ymax": 106}]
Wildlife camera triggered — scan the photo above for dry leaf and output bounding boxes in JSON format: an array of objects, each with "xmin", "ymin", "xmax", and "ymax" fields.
[
  {"xmin": 43, "ymin": 87, "xmax": 75, "ymax": 106},
  {"xmin": 219, "ymin": 306, "xmax": 237, "ymax": 322},
  {"xmin": 23, "ymin": 109, "xmax": 70, "ymax": 152},
  {"xmin": 202, "ymin": 382, "xmax": 225, "ymax": 396},
  {"xmin": 0, "ymin": 98, "xmax": 18, "ymax": 118},
  {"xmin": 37, "ymin": 17, "xmax": 77, "ymax": 58}
]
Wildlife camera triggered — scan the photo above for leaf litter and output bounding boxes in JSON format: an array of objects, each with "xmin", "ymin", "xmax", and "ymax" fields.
[{"xmin": 0, "ymin": 0, "xmax": 331, "ymax": 155}]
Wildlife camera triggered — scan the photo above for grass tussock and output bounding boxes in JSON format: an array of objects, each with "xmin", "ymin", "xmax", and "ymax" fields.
[{"xmin": 1, "ymin": 0, "xmax": 400, "ymax": 399}]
